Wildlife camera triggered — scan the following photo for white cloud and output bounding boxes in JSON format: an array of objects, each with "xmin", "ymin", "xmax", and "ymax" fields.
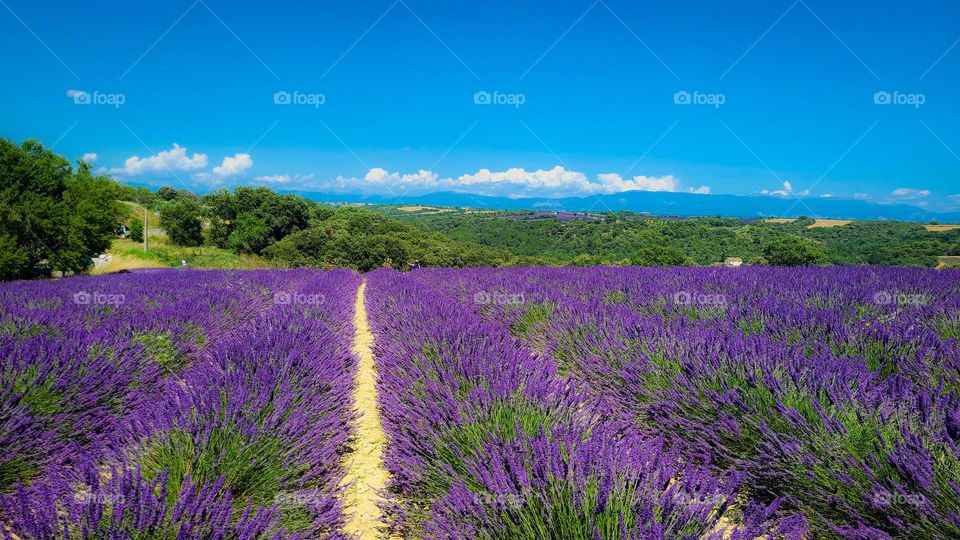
[
  {"xmin": 212, "ymin": 153, "xmax": 253, "ymax": 178},
  {"xmin": 891, "ymin": 188, "xmax": 930, "ymax": 200},
  {"xmin": 595, "ymin": 173, "xmax": 709, "ymax": 194},
  {"xmin": 456, "ymin": 167, "xmax": 592, "ymax": 196},
  {"xmin": 761, "ymin": 181, "xmax": 809, "ymax": 197},
  {"xmin": 81, "ymin": 152, "xmax": 98, "ymax": 163},
  {"xmin": 111, "ymin": 144, "xmax": 208, "ymax": 176},
  {"xmin": 364, "ymin": 168, "xmax": 441, "ymax": 187},
  {"xmin": 254, "ymin": 173, "xmax": 315, "ymax": 184},
  {"xmin": 318, "ymin": 166, "xmax": 711, "ymax": 198}
]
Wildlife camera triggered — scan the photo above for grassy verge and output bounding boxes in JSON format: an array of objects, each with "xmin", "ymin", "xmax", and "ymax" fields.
[{"xmin": 95, "ymin": 237, "xmax": 271, "ymax": 273}]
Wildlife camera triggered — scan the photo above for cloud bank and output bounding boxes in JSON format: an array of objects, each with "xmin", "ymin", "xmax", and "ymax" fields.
[
  {"xmin": 110, "ymin": 144, "xmax": 208, "ymax": 176},
  {"xmin": 325, "ymin": 166, "xmax": 709, "ymax": 198},
  {"xmin": 103, "ymin": 146, "xmax": 711, "ymax": 198}
]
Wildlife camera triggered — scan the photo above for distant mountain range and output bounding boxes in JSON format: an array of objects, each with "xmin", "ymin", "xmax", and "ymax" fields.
[{"xmin": 288, "ymin": 190, "xmax": 960, "ymax": 223}]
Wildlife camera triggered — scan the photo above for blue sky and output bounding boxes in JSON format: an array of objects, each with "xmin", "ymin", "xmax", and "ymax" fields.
[{"xmin": 2, "ymin": 0, "xmax": 958, "ymax": 209}]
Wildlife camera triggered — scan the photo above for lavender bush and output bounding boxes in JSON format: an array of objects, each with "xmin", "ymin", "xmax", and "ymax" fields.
[
  {"xmin": 365, "ymin": 268, "xmax": 803, "ymax": 539},
  {"xmin": 414, "ymin": 266, "xmax": 960, "ymax": 539},
  {"xmin": 0, "ymin": 269, "xmax": 358, "ymax": 539}
]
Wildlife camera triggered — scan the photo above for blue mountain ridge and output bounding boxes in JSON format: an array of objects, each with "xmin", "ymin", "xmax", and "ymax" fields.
[{"xmin": 284, "ymin": 190, "xmax": 960, "ymax": 223}]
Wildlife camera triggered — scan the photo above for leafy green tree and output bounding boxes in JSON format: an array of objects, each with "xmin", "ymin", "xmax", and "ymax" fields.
[
  {"xmin": 161, "ymin": 199, "xmax": 204, "ymax": 246},
  {"xmin": 311, "ymin": 204, "xmax": 336, "ymax": 221},
  {"xmin": 0, "ymin": 138, "xmax": 122, "ymax": 279},
  {"xmin": 130, "ymin": 218, "xmax": 144, "ymax": 243},
  {"xmin": 630, "ymin": 245, "xmax": 691, "ymax": 266},
  {"xmin": 228, "ymin": 213, "xmax": 271, "ymax": 254},
  {"xmin": 262, "ymin": 195, "xmax": 310, "ymax": 240},
  {"xmin": 208, "ymin": 219, "xmax": 232, "ymax": 249},
  {"xmin": 0, "ymin": 233, "xmax": 29, "ymax": 280},
  {"xmin": 202, "ymin": 188, "xmax": 312, "ymax": 254},
  {"xmin": 157, "ymin": 186, "xmax": 195, "ymax": 202},
  {"xmin": 157, "ymin": 186, "xmax": 179, "ymax": 201},
  {"xmin": 762, "ymin": 236, "xmax": 826, "ymax": 266}
]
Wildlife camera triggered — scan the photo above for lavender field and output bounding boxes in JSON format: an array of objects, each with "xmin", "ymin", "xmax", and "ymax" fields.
[
  {"xmin": 1, "ymin": 266, "xmax": 959, "ymax": 539},
  {"xmin": 0, "ymin": 269, "xmax": 359, "ymax": 538}
]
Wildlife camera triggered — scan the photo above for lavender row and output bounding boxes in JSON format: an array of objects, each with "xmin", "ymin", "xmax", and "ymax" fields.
[
  {"xmin": 1, "ymin": 269, "xmax": 360, "ymax": 539},
  {"xmin": 424, "ymin": 266, "xmax": 960, "ymax": 539},
  {"xmin": 364, "ymin": 269, "xmax": 803, "ymax": 539},
  {"xmin": 0, "ymin": 270, "xmax": 285, "ymax": 502}
]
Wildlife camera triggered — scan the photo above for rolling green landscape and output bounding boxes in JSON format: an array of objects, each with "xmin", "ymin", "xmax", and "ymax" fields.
[{"xmin": 4, "ymin": 137, "xmax": 960, "ymax": 281}]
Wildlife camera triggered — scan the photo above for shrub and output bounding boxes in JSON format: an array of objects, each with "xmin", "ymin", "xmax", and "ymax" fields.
[{"xmin": 161, "ymin": 199, "xmax": 204, "ymax": 246}]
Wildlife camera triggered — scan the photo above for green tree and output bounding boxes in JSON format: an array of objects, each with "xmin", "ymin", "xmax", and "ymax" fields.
[
  {"xmin": 228, "ymin": 213, "xmax": 271, "ymax": 254},
  {"xmin": 157, "ymin": 186, "xmax": 195, "ymax": 202},
  {"xmin": 161, "ymin": 199, "xmax": 204, "ymax": 246},
  {"xmin": 0, "ymin": 233, "xmax": 29, "ymax": 280},
  {"xmin": 157, "ymin": 186, "xmax": 179, "ymax": 201},
  {"xmin": 762, "ymin": 236, "xmax": 826, "ymax": 266},
  {"xmin": 262, "ymin": 194, "xmax": 310, "ymax": 240},
  {"xmin": 0, "ymin": 138, "xmax": 122, "ymax": 279},
  {"xmin": 630, "ymin": 245, "xmax": 691, "ymax": 266},
  {"xmin": 130, "ymin": 218, "xmax": 144, "ymax": 243}
]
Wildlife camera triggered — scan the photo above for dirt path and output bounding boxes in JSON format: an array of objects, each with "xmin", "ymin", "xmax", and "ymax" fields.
[{"xmin": 341, "ymin": 281, "xmax": 390, "ymax": 539}]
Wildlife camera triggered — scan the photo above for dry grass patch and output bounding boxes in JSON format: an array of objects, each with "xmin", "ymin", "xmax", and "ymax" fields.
[
  {"xmin": 925, "ymin": 224, "xmax": 960, "ymax": 232},
  {"xmin": 808, "ymin": 219, "xmax": 852, "ymax": 228}
]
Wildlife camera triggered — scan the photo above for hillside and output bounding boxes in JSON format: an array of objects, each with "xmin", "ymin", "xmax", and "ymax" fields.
[{"xmin": 372, "ymin": 206, "xmax": 960, "ymax": 267}]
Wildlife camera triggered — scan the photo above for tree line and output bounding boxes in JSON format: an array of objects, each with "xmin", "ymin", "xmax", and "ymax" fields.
[
  {"xmin": 384, "ymin": 210, "xmax": 960, "ymax": 267},
  {"xmin": 0, "ymin": 139, "xmax": 123, "ymax": 280}
]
